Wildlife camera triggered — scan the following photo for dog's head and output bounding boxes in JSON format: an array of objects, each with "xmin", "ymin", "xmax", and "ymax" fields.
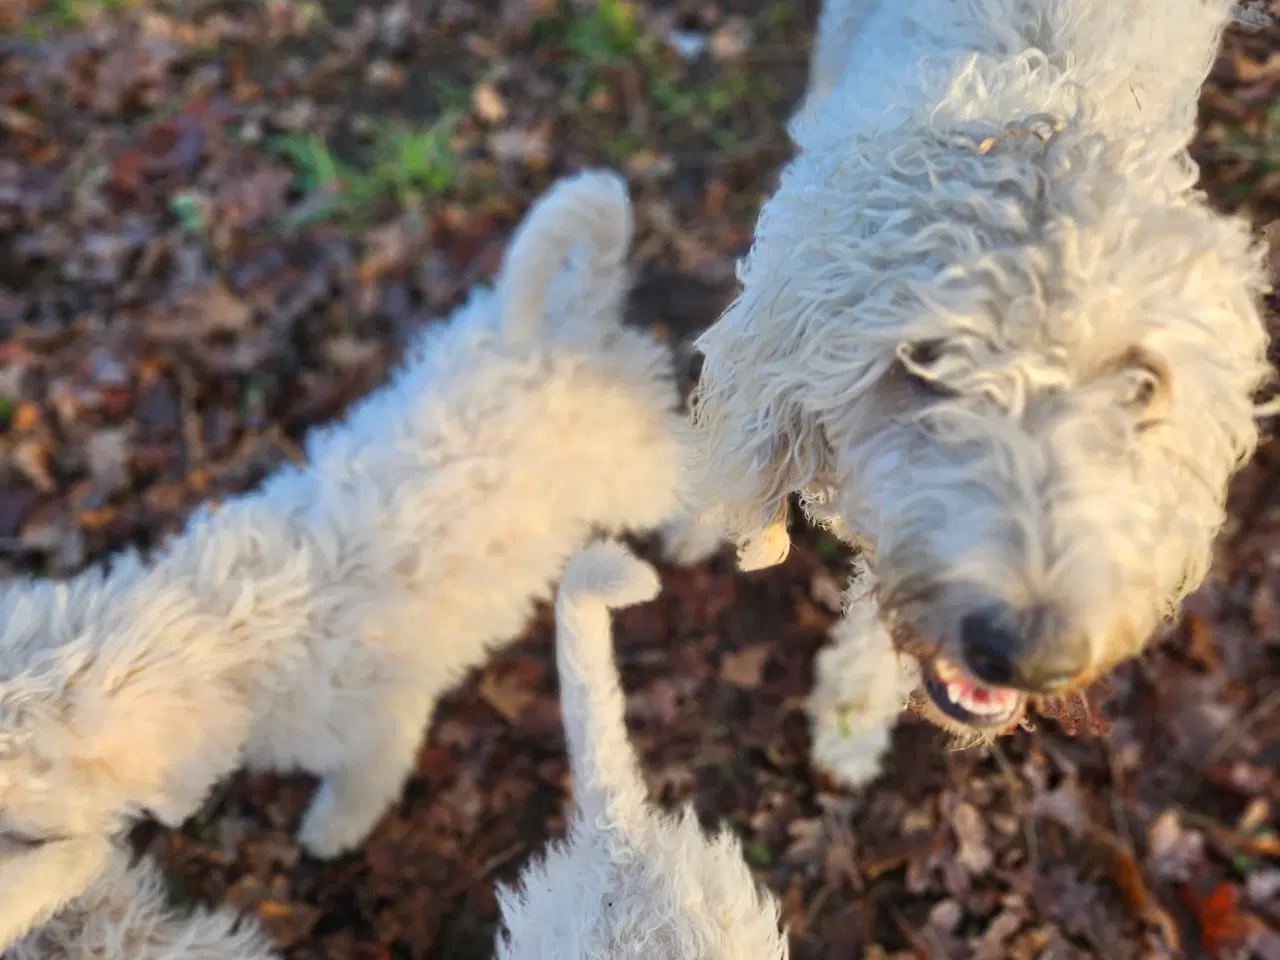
[{"xmin": 695, "ymin": 114, "xmax": 1272, "ymax": 737}]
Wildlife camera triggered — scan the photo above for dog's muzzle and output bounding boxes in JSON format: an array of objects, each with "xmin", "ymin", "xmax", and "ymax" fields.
[
  {"xmin": 959, "ymin": 604, "xmax": 1090, "ymax": 694},
  {"xmin": 911, "ymin": 602, "xmax": 1091, "ymax": 735}
]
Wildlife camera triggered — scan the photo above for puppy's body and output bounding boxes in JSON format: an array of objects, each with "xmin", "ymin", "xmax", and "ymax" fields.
[
  {"xmin": 4, "ymin": 849, "xmax": 276, "ymax": 960},
  {"xmin": 496, "ymin": 542, "xmax": 789, "ymax": 960},
  {"xmin": 0, "ymin": 172, "xmax": 694, "ymax": 943},
  {"xmin": 692, "ymin": 0, "xmax": 1272, "ymax": 749}
]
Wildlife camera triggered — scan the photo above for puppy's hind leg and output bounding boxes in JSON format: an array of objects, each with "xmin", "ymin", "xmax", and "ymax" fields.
[{"xmin": 297, "ymin": 696, "xmax": 431, "ymax": 859}]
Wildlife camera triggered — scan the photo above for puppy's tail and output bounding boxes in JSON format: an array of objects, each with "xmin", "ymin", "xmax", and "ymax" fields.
[
  {"xmin": 496, "ymin": 170, "xmax": 632, "ymax": 344},
  {"xmin": 555, "ymin": 540, "xmax": 660, "ymax": 833}
]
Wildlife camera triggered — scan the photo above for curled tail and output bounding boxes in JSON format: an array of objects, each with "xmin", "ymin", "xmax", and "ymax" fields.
[
  {"xmin": 554, "ymin": 541, "xmax": 661, "ymax": 831},
  {"xmin": 497, "ymin": 170, "xmax": 632, "ymax": 344}
]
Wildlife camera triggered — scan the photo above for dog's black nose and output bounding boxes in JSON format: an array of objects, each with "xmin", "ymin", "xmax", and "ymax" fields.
[{"xmin": 960, "ymin": 607, "xmax": 1088, "ymax": 692}]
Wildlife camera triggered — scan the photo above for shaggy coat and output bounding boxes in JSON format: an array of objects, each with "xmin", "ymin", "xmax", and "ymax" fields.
[
  {"xmin": 4, "ymin": 849, "xmax": 276, "ymax": 960},
  {"xmin": 0, "ymin": 171, "xmax": 695, "ymax": 945},
  {"xmin": 691, "ymin": 0, "xmax": 1272, "ymax": 748},
  {"xmin": 496, "ymin": 542, "xmax": 789, "ymax": 960}
]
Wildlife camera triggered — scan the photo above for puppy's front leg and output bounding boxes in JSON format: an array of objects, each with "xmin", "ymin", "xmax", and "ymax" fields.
[
  {"xmin": 807, "ymin": 573, "xmax": 917, "ymax": 789},
  {"xmin": 297, "ymin": 700, "xmax": 431, "ymax": 858}
]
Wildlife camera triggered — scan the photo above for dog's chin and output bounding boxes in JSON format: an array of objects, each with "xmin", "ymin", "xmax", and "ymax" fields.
[{"xmin": 911, "ymin": 655, "xmax": 1028, "ymax": 738}]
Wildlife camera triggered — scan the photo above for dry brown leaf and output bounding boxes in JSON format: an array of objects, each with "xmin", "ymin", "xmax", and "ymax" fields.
[
  {"xmin": 1147, "ymin": 810, "xmax": 1206, "ymax": 882},
  {"xmin": 951, "ymin": 802, "xmax": 993, "ymax": 875},
  {"xmin": 720, "ymin": 644, "xmax": 770, "ymax": 688},
  {"xmin": 478, "ymin": 668, "xmax": 539, "ymax": 724}
]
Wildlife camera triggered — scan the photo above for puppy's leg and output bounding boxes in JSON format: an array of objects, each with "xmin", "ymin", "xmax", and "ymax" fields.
[
  {"xmin": 297, "ymin": 696, "xmax": 431, "ymax": 858},
  {"xmin": 807, "ymin": 570, "xmax": 917, "ymax": 789}
]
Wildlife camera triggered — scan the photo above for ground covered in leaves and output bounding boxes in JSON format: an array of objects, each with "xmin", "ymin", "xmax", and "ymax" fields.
[{"xmin": 1, "ymin": 0, "xmax": 1279, "ymax": 957}]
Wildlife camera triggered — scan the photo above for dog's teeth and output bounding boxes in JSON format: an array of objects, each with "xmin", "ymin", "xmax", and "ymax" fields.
[{"xmin": 946, "ymin": 681, "xmax": 964, "ymax": 704}]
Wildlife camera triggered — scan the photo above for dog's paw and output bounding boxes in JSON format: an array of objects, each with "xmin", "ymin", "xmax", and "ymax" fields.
[
  {"xmin": 298, "ymin": 781, "xmax": 376, "ymax": 859},
  {"xmin": 805, "ymin": 603, "xmax": 915, "ymax": 790},
  {"xmin": 809, "ymin": 703, "xmax": 897, "ymax": 790}
]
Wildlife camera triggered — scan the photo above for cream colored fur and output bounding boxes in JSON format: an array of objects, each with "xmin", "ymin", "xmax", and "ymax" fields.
[
  {"xmin": 0, "ymin": 170, "xmax": 699, "ymax": 943},
  {"xmin": 691, "ymin": 0, "xmax": 1274, "ymax": 753},
  {"xmin": 495, "ymin": 542, "xmax": 789, "ymax": 960},
  {"xmin": 4, "ymin": 848, "xmax": 276, "ymax": 960},
  {"xmin": 807, "ymin": 561, "xmax": 920, "ymax": 789}
]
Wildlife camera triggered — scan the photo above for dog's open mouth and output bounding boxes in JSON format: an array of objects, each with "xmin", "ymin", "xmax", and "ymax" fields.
[{"xmin": 919, "ymin": 656, "xmax": 1026, "ymax": 732}]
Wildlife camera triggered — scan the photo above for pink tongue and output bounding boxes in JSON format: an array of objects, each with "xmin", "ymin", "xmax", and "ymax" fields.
[{"xmin": 954, "ymin": 674, "xmax": 1015, "ymax": 706}]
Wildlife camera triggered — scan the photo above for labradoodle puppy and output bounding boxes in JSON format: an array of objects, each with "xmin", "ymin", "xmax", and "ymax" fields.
[
  {"xmin": 495, "ymin": 542, "xmax": 789, "ymax": 960},
  {"xmin": 4, "ymin": 847, "xmax": 276, "ymax": 960},
  {"xmin": 0, "ymin": 169, "xmax": 697, "ymax": 944},
  {"xmin": 689, "ymin": 0, "xmax": 1273, "ymax": 762}
]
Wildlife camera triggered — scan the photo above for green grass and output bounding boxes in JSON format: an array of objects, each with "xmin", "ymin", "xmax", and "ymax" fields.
[
  {"xmin": 266, "ymin": 113, "xmax": 460, "ymax": 225},
  {"xmin": 744, "ymin": 841, "xmax": 773, "ymax": 867},
  {"xmin": 169, "ymin": 190, "xmax": 209, "ymax": 234},
  {"xmin": 562, "ymin": 0, "xmax": 649, "ymax": 65},
  {"xmin": 534, "ymin": 0, "xmax": 753, "ymax": 157},
  {"xmin": 1214, "ymin": 98, "xmax": 1280, "ymax": 205},
  {"xmin": 19, "ymin": 0, "xmax": 131, "ymax": 34}
]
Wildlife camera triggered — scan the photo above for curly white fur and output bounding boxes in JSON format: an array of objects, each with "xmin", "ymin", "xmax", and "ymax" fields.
[
  {"xmin": 4, "ymin": 848, "xmax": 276, "ymax": 960},
  {"xmin": 692, "ymin": 0, "xmax": 1273, "ymax": 740},
  {"xmin": 807, "ymin": 561, "xmax": 920, "ymax": 789},
  {"xmin": 0, "ymin": 170, "xmax": 699, "ymax": 943},
  {"xmin": 495, "ymin": 542, "xmax": 789, "ymax": 960}
]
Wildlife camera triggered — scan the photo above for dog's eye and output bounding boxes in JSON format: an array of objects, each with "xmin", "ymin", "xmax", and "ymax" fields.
[
  {"xmin": 900, "ymin": 339, "xmax": 946, "ymax": 369},
  {"xmin": 1116, "ymin": 348, "xmax": 1170, "ymax": 421},
  {"xmin": 896, "ymin": 340, "xmax": 956, "ymax": 396}
]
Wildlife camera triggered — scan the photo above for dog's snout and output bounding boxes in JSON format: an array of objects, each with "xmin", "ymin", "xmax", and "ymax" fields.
[{"xmin": 960, "ymin": 606, "xmax": 1089, "ymax": 693}]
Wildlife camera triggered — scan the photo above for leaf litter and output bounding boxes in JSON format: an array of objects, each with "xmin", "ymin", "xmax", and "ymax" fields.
[{"xmin": 1, "ymin": 1, "xmax": 1278, "ymax": 958}]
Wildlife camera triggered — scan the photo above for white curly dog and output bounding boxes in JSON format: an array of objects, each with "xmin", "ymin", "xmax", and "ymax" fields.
[
  {"xmin": 690, "ymin": 0, "xmax": 1274, "ymax": 779},
  {"xmin": 4, "ymin": 848, "xmax": 276, "ymax": 960},
  {"xmin": 496, "ymin": 541, "xmax": 789, "ymax": 960},
  {"xmin": 0, "ymin": 170, "xmax": 702, "ymax": 946}
]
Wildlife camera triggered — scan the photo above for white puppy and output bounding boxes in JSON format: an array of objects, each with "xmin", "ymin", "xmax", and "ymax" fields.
[
  {"xmin": 691, "ymin": 0, "xmax": 1273, "ymax": 748},
  {"xmin": 495, "ymin": 541, "xmax": 789, "ymax": 960},
  {"xmin": 4, "ymin": 847, "xmax": 276, "ymax": 960},
  {"xmin": 0, "ymin": 170, "xmax": 695, "ymax": 943}
]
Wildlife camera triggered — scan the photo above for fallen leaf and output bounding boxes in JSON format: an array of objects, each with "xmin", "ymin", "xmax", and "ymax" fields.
[
  {"xmin": 479, "ymin": 665, "xmax": 540, "ymax": 724},
  {"xmin": 951, "ymin": 802, "xmax": 993, "ymax": 875},
  {"xmin": 720, "ymin": 644, "xmax": 770, "ymax": 688},
  {"xmin": 1181, "ymin": 882, "xmax": 1254, "ymax": 958},
  {"xmin": 1147, "ymin": 810, "xmax": 1205, "ymax": 882}
]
